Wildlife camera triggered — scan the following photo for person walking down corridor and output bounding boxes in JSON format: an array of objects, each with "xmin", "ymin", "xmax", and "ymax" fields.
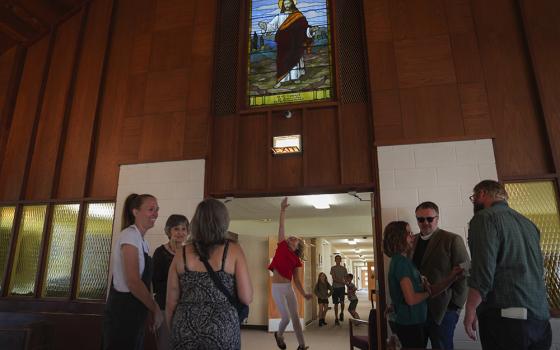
[
  {"xmin": 269, "ymin": 197, "xmax": 312, "ymax": 350},
  {"xmin": 314, "ymin": 272, "xmax": 333, "ymax": 326},
  {"xmin": 330, "ymin": 255, "xmax": 348, "ymax": 326}
]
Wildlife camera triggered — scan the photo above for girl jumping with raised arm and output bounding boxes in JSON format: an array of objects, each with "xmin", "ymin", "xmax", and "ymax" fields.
[{"xmin": 268, "ymin": 197, "xmax": 312, "ymax": 350}]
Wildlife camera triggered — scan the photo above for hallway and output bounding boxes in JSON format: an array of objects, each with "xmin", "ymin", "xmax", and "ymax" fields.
[{"xmin": 241, "ymin": 289, "xmax": 372, "ymax": 349}]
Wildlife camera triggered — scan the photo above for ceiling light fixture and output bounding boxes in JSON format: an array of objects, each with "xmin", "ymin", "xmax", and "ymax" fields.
[{"xmin": 305, "ymin": 194, "xmax": 333, "ymax": 209}]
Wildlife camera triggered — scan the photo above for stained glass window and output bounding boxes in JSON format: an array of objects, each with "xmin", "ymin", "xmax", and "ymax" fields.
[
  {"xmin": 10, "ymin": 205, "xmax": 47, "ymax": 296},
  {"xmin": 0, "ymin": 206, "xmax": 16, "ymax": 294},
  {"xmin": 505, "ymin": 181, "xmax": 560, "ymax": 309},
  {"xmin": 248, "ymin": 0, "xmax": 333, "ymax": 107},
  {"xmin": 42, "ymin": 204, "xmax": 80, "ymax": 298},
  {"xmin": 77, "ymin": 203, "xmax": 114, "ymax": 299}
]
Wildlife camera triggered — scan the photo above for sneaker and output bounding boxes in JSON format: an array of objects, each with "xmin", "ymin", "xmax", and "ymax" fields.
[
  {"xmin": 297, "ymin": 346, "xmax": 309, "ymax": 350},
  {"xmin": 274, "ymin": 332, "xmax": 286, "ymax": 349},
  {"xmin": 339, "ymin": 313, "xmax": 344, "ymax": 321},
  {"xmin": 335, "ymin": 319, "xmax": 340, "ymax": 326}
]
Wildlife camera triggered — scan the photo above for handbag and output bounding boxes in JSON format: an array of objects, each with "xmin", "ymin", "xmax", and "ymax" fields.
[{"xmin": 199, "ymin": 256, "xmax": 249, "ymax": 324}]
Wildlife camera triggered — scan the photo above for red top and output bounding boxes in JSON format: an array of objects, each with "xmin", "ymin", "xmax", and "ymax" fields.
[{"xmin": 268, "ymin": 240, "xmax": 302, "ymax": 280}]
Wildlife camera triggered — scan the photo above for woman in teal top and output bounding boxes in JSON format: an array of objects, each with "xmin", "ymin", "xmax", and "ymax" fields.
[{"xmin": 383, "ymin": 221, "xmax": 462, "ymax": 348}]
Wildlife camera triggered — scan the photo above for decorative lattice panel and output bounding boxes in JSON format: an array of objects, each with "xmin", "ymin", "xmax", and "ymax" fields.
[
  {"xmin": 0, "ymin": 206, "xmax": 16, "ymax": 294},
  {"xmin": 10, "ymin": 205, "xmax": 47, "ymax": 296},
  {"xmin": 42, "ymin": 204, "xmax": 80, "ymax": 298},
  {"xmin": 213, "ymin": 0, "xmax": 241, "ymax": 115},
  {"xmin": 335, "ymin": 0, "xmax": 367, "ymax": 104},
  {"xmin": 506, "ymin": 181, "xmax": 560, "ymax": 309},
  {"xmin": 77, "ymin": 203, "xmax": 114, "ymax": 299}
]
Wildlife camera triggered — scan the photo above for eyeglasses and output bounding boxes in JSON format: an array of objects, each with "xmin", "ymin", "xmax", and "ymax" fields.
[
  {"xmin": 416, "ymin": 216, "xmax": 437, "ymax": 223},
  {"xmin": 469, "ymin": 191, "xmax": 483, "ymax": 203}
]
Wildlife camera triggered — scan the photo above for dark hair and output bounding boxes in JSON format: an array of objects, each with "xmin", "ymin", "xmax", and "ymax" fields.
[
  {"xmin": 122, "ymin": 193, "xmax": 156, "ymax": 230},
  {"xmin": 415, "ymin": 201, "xmax": 439, "ymax": 214},
  {"xmin": 190, "ymin": 198, "xmax": 230, "ymax": 259},
  {"xmin": 316, "ymin": 272, "xmax": 330, "ymax": 286},
  {"xmin": 473, "ymin": 180, "xmax": 509, "ymax": 201},
  {"xmin": 383, "ymin": 221, "xmax": 409, "ymax": 257},
  {"xmin": 347, "ymin": 273, "xmax": 354, "ymax": 279},
  {"xmin": 165, "ymin": 214, "xmax": 189, "ymax": 237},
  {"xmin": 334, "ymin": 255, "xmax": 341, "ymax": 260}
]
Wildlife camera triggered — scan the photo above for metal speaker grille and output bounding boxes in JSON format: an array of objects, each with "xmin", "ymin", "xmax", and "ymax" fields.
[
  {"xmin": 213, "ymin": 0, "xmax": 241, "ymax": 116},
  {"xmin": 335, "ymin": 0, "xmax": 368, "ymax": 104}
]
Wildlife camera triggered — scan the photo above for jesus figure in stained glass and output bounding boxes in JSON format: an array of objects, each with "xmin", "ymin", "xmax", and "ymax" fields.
[
  {"xmin": 248, "ymin": 0, "xmax": 333, "ymax": 107},
  {"xmin": 258, "ymin": 0, "xmax": 317, "ymax": 88}
]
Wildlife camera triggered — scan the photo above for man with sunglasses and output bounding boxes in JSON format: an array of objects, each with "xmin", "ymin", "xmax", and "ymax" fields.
[
  {"xmin": 410, "ymin": 201, "xmax": 469, "ymax": 350},
  {"xmin": 464, "ymin": 180, "xmax": 551, "ymax": 350}
]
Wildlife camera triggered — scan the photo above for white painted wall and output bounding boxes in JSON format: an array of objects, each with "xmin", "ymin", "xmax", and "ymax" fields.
[{"xmin": 378, "ymin": 139, "xmax": 498, "ymax": 350}]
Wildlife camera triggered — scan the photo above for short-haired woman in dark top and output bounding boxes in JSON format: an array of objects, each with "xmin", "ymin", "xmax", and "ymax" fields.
[{"xmin": 152, "ymin": 214, "xmax": 188, "ymax": 349}]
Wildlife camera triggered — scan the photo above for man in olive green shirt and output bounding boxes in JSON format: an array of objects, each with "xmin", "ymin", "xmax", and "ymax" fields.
[{"xmin": 464, "ymin": 180, "xmax": 551, "ymax": 350}]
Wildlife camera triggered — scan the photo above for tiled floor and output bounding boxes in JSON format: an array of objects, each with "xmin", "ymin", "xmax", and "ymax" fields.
[{"xmin": 242, "ymin": 290, "xmax": 372, "ymax": 349}]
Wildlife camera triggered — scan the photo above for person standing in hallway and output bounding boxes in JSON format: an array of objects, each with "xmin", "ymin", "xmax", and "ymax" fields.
[
  {"xmin": 152, "ymin": 214, "xmax": 189, "ymax": 350},
  {"xmin": 411, "ymin": 201, "xmax": 469, "ymax": 350},
  {"xmin": 464, "ymin": 180, "xmax": 551, "ymax": 350},
  {"xmin": 269, "ymin": 197, "xmax": 312, "ymax": 350},
  {"xmin": 103, "ymin": 193, "xmax": 163, "ymax": 350},
  {"xmin": 330, "ymin": 254, "xmax": 348, "ymax": 325},
  {"xmin": 314, "ymin": 272, "xmax": 333, "ymax": 326}
]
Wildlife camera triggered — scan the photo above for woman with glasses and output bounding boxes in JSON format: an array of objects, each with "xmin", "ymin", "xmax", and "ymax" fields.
[{"xmin": 383, "ymin": 221, "xmax": 463, "ymax": 348}]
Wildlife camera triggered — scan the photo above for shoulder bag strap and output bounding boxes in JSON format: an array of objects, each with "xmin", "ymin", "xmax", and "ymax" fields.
[{"xmin": 199, "ymin": 256, "xmax": 238, "ymax": 307}]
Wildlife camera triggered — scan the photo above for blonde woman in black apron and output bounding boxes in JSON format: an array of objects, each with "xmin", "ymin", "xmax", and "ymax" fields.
[{"xmin": 103, "ymin": 193, "xmax": 164, "ymax": 350}]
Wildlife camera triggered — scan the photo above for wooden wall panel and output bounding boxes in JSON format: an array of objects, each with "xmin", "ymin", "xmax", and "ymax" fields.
[
  {"xmin": 362, "ymin": 0, "xmax": 392, "ymax": 42},
  {"xmin": 57, "ymin": 0, "xmax": 113, "ymax": 199},
  {"xmin": 183, "ymin": 0, "xmax": 216, "ymax": 159},
  {"xmin": 394, "ymin": 35, "xmax": 457, "ymax": 89},
  {"xmin": 271, "ymin": 111, "xmax": 303, "ymax": 189},
  {"xmin": 90, "ymin": 0, "xmax": 140, "ymax": 197},
  {"xmin": 519, "ymin": 0, "xmax": 560, "ymax": 174},
  {"xmin": 138, "ymin": 112, "xmax": 185, "ymax": 161},
  {"xmin": 0, "ymin": 46, "xmax": 22, "ymax": 173},
  {"xmin": 401, "ymin": 84, "xmax": 465, "ymax": 139},
  {"xmin": 210, "ymin": 115, "xmax": 236, "ymax": 194},
  {"xmin": 368, "ymin": 41, "xmax": 398, "ymax": 92},
  {"xmin": 25, "ymin": 12, "xmax": 83, "ymax": 200},
  {"xmin": 339, "ymin": 103, "xmax": 372, "ymax": 184},
  {"xmin": 0, "ymin": 37, "xmax": 50, "ymax": 201},
  {"xmin": 390, "ymin": 0, "xmax": 448, "ymax": 40},
  {"xmin": 237, "ymin": 114, "xmax": 268, "ymax": 191},
  {"xmin": 304, "ymin": 107, "xmax": 339, "ymax": 186},
  {"xmin": 0, "ymin": 48, "xmax": 17, "ymax": 123},
  {"xmin": 472, "ymin": 0, "xmax": 553, "ymax": 177}
]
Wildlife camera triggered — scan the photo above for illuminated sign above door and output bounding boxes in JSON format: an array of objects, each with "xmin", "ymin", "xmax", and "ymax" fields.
[{"xmin": 272, "ymin": 135, "xmax": 302, "ymax": 155}]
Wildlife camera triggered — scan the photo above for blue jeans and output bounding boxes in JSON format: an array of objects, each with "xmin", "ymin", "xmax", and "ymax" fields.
[{"xmin": 426, "ymin": 309, "xmax": 460, "ymax": 350}]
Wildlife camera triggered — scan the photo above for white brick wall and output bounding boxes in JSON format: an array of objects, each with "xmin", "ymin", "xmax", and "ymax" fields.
[
  {"xmin": 378, "ymin": 139, "xmax": 497, "ymax": 241},
  {"xmin": 378, "ymin": 139, "xmax": 498, "ymax": 350}
]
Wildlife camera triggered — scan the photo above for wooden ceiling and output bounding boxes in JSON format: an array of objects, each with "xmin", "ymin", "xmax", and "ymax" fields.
[{"xmin": 0, "ymin": 0, "xmax": 89, "ymax": 54}]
